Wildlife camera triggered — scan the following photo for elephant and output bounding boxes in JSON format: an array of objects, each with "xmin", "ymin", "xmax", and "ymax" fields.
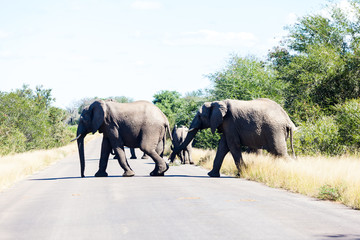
[
  {"xmin": 73, "ymin": 100, "xmax": 171, "ymax": 177},
  {"xmin": 110, "ymin": 148, "xmax": 148, "ymax": 159},
  {"xmin": 129, "ymin": 148, "xmax": 149, "ymax": 159},
  {"xmin": 169, "ymin": 125, "xmax": 194, "ymax": 164},
  {"xmin": 170, "ymin": 98, "xmax": 296, "ymax": 177}
]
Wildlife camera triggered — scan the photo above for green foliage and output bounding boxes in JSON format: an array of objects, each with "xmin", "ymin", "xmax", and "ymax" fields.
[
  {"xmin": 0, "ymin": 85, "xmax": 72, "ymax": 155},
  {"xmin": 318, "ymin": 184, "xmax": 341, "ymax": 201},
  {"xmin": 0, "ymin": 124, "xmax": 26, "ymax": 155},
  {"xmin": 175, "ymin": 91, "xmax": 207, "ymax": 127},
  {"xmin": 333, "ymin": 99, "xmax": 360, "ymax": 150},
  {"xmin": 277, "ymin": 44, "xmax": 349, "ymax": 122},
  {"xmin": 293, "ymin": 116, "xmax": 344, "ymax": 156},
  {"xmin": 154, "ymin": 1, "xmax": 360, "ymax": 155},
  {"xmin": 192, "ymin": 129, "xmax": 221, "ymax": 150},
  {"xmin": 208, "ymin": 55, "xmax": 286, "ymax": 105},
  {"xmin": 153, "ymin": 90, "xmax": 183, "ymax": 127},
  {"xmin": 153, "ymin": 90, "xmax": 221, "ymax": 149},
  {"xmin": 270, "ymin": 1, "xmax": 360, "ymax": 123},
  {"xmin": 153, "ymin": 90, "xmax": 207, "ymax": 128},
  {"xmin": 292, "ymin": 99, "xmax": 360, "ymax": 156}
]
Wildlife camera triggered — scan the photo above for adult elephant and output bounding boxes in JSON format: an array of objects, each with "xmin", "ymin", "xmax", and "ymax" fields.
[
  {"xmin": 170, "ymin": 98, "xmax": 296, "ymax": 177},
  {"xmin": 73, "ymin": 100, "xmax": 171, "ymax": 177},
  {"xmin": 169, "ymin": 126, "xmax": 194, "ymax": 164}
]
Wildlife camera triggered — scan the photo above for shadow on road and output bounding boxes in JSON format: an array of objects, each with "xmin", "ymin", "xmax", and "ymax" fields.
[
  {"xmin": 30, "ymin": 174, "xmax": 234, "ymax": 181},
  {"xmin": 318, "ymin": 234, "xmax": 360, "ymax": 240}
]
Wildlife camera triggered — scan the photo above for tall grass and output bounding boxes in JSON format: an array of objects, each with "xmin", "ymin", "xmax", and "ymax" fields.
[
  {"xmin": 0, "ymin": 134, "xmax": 98, "ymax": 192},
  {"xmin": 192, "ymin": 149, "xmax": 360, "ymax": 210}
]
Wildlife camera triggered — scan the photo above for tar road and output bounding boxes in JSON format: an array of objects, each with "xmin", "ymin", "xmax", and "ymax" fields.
[{"xmin": 0, "ymin": 137, "xmax": 360, "ymax": 240}]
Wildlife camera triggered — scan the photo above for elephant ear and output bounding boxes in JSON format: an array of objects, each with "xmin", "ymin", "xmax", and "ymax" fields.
[
  {"xmin": 210, "ymin": 101, "xmax": 227, "ymax": 134},
  {"xmin": 90, "ymin": 100, "xmax": 107, "ymax": 134}
]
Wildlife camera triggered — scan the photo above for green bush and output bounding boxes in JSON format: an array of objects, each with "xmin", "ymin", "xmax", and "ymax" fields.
[
  {"xmin": 0, "ymin": 124, "xmax": 27, "ymax": 155},
  {"xmin": 207, "ymin": 55, "xmax": 286, "ymax": 105},
  {"xmin": 193, "ymin": 129, "xmax": 220, "ymax": 150},
  {"xmin": 0, "ymin": 85, "xmax": 73, "ymax": 155},
  {"xmin": 294, "ymin": 116, "xmax": 344, "ymax": 156},
  {"xmin": 334, "ymin": 99, "xmax": 360, "ymax": 151}
]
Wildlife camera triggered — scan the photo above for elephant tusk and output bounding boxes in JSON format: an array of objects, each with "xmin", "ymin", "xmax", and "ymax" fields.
[
  {"xmin": 188, "ymin": 128, "xmax": 196, "ymax": 133},
  {"xmin": 71, "ymin": 134, "xmax": 82, "ymax": 142}
]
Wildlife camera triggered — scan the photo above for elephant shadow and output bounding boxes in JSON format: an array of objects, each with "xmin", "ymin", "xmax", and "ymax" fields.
[{"xmin": 30, "ymin": 174, "xmax": 234, "ymax": 181}]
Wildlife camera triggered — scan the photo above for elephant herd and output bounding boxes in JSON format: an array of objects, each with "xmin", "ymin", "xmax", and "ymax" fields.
[{"xmin": 73, "ymin": 98, "xmax": 296, "ymax": 178}]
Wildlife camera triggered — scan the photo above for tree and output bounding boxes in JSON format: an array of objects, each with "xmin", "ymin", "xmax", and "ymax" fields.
[
  {"xmin": 0, "ymin": 85, "xmax": 72, "ymax": 155},
  {"xmin": 207, "ymin": 55, "xmax": 286, "ymax": 105},
  {"xmin": 153, "ymin": 90, "xmax": 183, "ymax": 127},
  {"xmin": 270, "ymin": 0, "xmax": 360, "ymax": 122}
]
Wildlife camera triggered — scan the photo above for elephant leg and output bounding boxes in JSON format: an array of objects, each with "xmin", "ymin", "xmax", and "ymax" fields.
[
  {"xmin": 155, "ymin": 140, "xmax": 164, "ymax": 158},
  {"xmin": 180, "ymin": 150, "xmax": 185, "ymax": 164},
  {"xmin": 143, "ymin": 149, "xmax": 169, "ymax": 176},
  {"xmin": 130, "ymin": 148, "xmax": 137, "ymax": 159},
  {"xmin": 228, "ymin": 146, "xmax": 246, "ymax": 177},
  {"xmin": 268, "ymin": 135, "xmax": 288, "ymax": 158},
  {"xmin": 95, "ymin": 137, "xmax": 111, "ymax": 177},
  {"xmin": 187, "ymin": 148, "xmax": 194, "ymax": 164},
  {"xmin": 208, "ymin": 135, "xmax": 229, "ymax": 177},
  {"xmin": 113, "ymin": 147, "xmax": 135, "ymax": 177},
  {"xmin": 184, "ymin": 149, "xmax": 190, "ymax": 164}
]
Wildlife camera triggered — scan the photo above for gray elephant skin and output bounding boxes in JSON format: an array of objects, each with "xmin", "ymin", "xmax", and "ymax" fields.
[
  {"xmin": 169, "ymin": 126, "xmax": 194, "ymax": 164},
  {"xmin": 171, "ymin": 98, "xmax": 296, "ymax": 177},
  {"xmin": 74, "ymin": 100, "xmax": 171, "ymax": 177}
]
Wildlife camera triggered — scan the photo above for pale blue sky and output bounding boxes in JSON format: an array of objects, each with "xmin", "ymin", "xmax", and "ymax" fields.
[{"xmin": 0, "ymin": 0, "xmax": 336, "ymax": 108}]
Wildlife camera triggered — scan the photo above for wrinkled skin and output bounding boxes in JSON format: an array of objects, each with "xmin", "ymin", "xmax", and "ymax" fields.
[
  {"xmin": 170, "ymin": 98, "xmax": 296, "ymax": 177},
  {"xmin": 169, "ymin": 126, "xmax": 193, "ymax": 164},
  {"xmin": 76, "ymin": 100, "xmax": 171, "ymax": 177}
]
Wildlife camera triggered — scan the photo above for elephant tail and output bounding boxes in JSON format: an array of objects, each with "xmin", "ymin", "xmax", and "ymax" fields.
[
  {"xmin": 166, "ymin": 122, "xmax": 173, "ymax": 142},
  {"xmin": 288, "ymin": 125, "xmax": 296, "ymax": 159}
]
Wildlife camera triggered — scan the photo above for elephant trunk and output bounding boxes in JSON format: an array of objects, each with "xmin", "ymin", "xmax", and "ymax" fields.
[{"xmin": 77, "ymin": 135, "xmax": 86, "ymax": 178}]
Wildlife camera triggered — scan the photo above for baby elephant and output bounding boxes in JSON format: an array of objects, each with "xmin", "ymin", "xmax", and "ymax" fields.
[{"xmin": 169, "ymin": 126, "xmax": 194, "ymax": 164}]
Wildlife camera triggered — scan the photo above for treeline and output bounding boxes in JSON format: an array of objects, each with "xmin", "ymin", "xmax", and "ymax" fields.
[
  {"xmin": 2, "ymin": 1, "xmax": 360, "ymax": 156},
  {"xmin": 154, "ymin": 1, "xmax": 360, "ymax": 155},
  {"xmin": 0, "ymin": 85, "xmax": 73, "ymax": 155}
]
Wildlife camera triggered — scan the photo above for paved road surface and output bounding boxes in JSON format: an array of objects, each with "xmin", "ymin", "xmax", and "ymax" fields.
[{"xmin": 1, "ymin": 137, "xmax": 360, "ymax": 240}]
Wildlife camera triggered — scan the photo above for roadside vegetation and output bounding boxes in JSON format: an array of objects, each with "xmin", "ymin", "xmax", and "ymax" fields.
[
  {"xmin": 0, "ymin": 85, "xmax": 73, "ymax": 155},
  {"xmin": 1, "ymin": 0, "xmax": 360, "ymax": 208},
  {"xmin": 0, "ymin": 134, "xmax": 98, "ymax": 192},
  {"xmin": 191, "ymin": 149, "xmax": 360, "ymax": 209}
]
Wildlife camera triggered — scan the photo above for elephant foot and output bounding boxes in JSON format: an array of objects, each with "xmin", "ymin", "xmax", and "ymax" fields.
[
  {"xmin": 150, "ymin": 163, "xmax": 169, "ymax": 176},
  {"xmin": 123, "ymin": 170, "xmax": 135, "ymax": 177},
  {"xmin": 208, "ymin": 170, "xmax": 220, "ymax": 178},
  {"xmin": 95, "ymin": 171, "xmax": 108, "ymax": 177}
]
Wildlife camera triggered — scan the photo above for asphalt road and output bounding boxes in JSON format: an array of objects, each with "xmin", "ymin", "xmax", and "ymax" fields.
[{"xmin": 1, "ymin": 137, "xmax": 360, "ymax": 240}]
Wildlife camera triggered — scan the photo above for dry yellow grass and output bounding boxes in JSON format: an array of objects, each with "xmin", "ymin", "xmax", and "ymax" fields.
[
  {"xmin": 192, "ymin": 148, "xmax": 360, "ymax": 209},
  {"xmin": 0, "ymin": 134, "xmax": 99, "ymax": 192}
]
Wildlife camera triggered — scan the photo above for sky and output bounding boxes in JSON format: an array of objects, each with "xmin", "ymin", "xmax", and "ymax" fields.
[{"xmin": 0, "ymin": 0, "xmax": 337, "ymax": 109}]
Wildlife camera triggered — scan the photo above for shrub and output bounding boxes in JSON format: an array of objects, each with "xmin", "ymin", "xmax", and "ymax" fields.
[
  {"xmin": 0, "ymin": 125, "xmax": 27, "ymax": 155},
  {"xmin": 193, "ymin": 129, "xmax": 220, "ymax": 150},
  {"xmin": 294, "ymin": 116, "xmax": 344, "ymax": 156},
  {"xmin": 333, "ymin": 99, "xmax": 360, "ymax": 151},
  {"xmin": 0, "ymin": 85, "xmax": 73, "ymax": 155}
]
